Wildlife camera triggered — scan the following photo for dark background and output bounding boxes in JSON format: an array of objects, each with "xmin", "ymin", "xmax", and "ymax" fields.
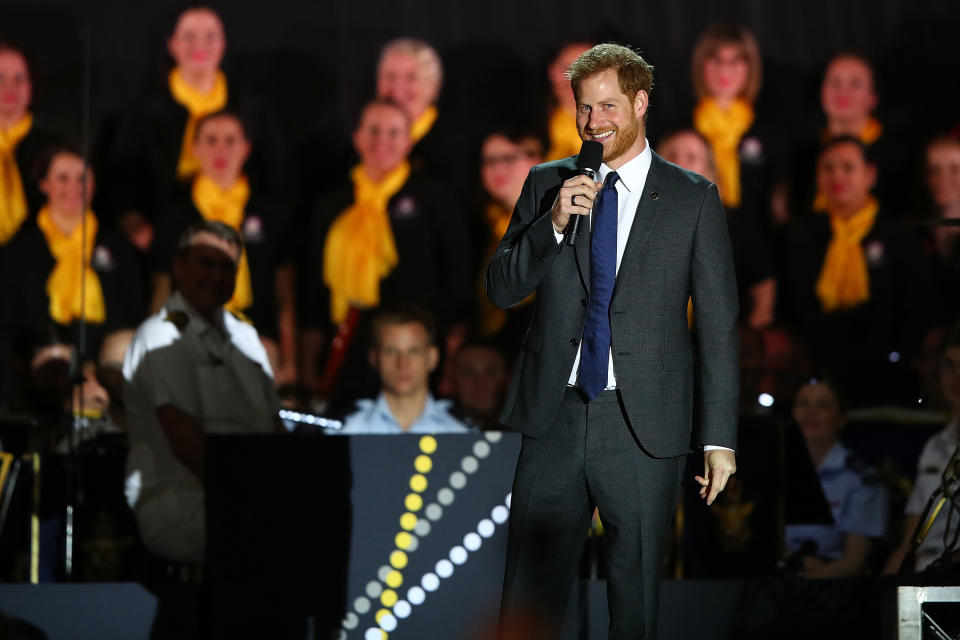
[{"xmin": 2, "ymin": 0, "xmax": 959, "ymax": 200}]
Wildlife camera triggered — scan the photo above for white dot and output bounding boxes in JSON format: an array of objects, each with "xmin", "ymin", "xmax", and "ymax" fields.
[
  {"xmin": 450, "ymin": 546, "xmax": 468, "ymax": 565},
  {"xmin": 505, "ymin": 492, "xmax": 511, "ymax": 508},
  {"xmin": 461, "ymin": 456, "xmax": 479, "ymax": 474},
  {"xmin": 377, "ymin": 565, "xmax": 392, "ymax": 582},
  {"xmin": 438, "ymin": 488, "xmax": 455, "ymax": 505},
  {"xmin": 407, "ymin": 586, "xmax": 425, "ymax": 605},
  {"xmin": 406, "ymin": 534, "xmax": 419, "ymax": 552},
  {"xmin": 422, "ymin": 572, "xmax": 440, "ymax": 591},
  {"xmin": 464, "ymin": 532, "xmax": 482, "ymax": 551},
  {"xmin": 889, "ymin": 351, "xmax": 901, "ymax": 363},
  {"xmin": 485, "ymin": 431, "xmax": 503, "ymax": 443},
  {"xmin": 366, "ymin": 580, "xmax": 382, "ymax": 598},
  {"xmin": 354, "ymin": 597, "xmax": 371, "ymax": 614},
  {"xmin": 342, "ymin": 612, "xmax": 358, "ymax": 630},
  {"xmin": 394, "ymin": 600, "xmax": 412, "ymax": 618},
  {"xmin": 473, "ymin": 441, "xmax": 491, "ymax": 459},
  {"xmin": 379, "ymin": 613, "xmax": 397, "ymax": 632},
  {"xmin": 478, "ymin": 519, "xmax": 495, "ymax": 538},
  {"xmin": 435, "ymin": 559, "xmax": 454, "ymax": 578},
  {"xmin": 414, "ymin": 519, "xmax": 431, "ymax": 536},
  {"xmin": 365, "ymin": 628, "xmax": 383, "ymax": 640},
  {"xmin": 425, "ymin": 503, "xmax": 443, "ymax": 521},
  {"xmin": 758, "ymin": 393, "xmax": 774, "ymax": 408},
  {"xmin": 492, "ymin": 505, "xmax": 509, "ymax": 524},
  {"xmin": 449, "ymin": 471, "xmax": 467, "ymax": 489},
  {"xmin": 337, "ymin": 630, "xmax": 347, "ymax": 640}
]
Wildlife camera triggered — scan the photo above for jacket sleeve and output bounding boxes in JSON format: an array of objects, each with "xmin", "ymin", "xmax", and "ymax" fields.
[
  {"xmin": 484, "ymin": 166, "xmax": 565, "ymax": 309},
  {"xmin": 690, "ymin": 183, "xmax": 740, "ymax": 450}
]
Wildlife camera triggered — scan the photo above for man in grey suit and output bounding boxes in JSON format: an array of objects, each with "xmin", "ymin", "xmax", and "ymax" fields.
[{"xmin": 487, "ymin": 44, "xmax": 739, "ymax": 639}]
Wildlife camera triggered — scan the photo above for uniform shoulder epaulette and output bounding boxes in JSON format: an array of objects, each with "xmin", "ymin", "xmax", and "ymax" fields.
[
  {"xmin": 844, "ymin": 453, "xmax": 879, "ymax": 484},
  {"xmin": 228, "ymin": 309, "xmax": 253, "ymax": 325},
  {"xmin": 164, "ymin": 310, "xmax": 189, "ymax": 331}
]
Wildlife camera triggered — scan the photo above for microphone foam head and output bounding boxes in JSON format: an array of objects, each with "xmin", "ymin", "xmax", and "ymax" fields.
[{"xmin": 577, "ymin": 140, "xmax": 604, "ymax": 172}]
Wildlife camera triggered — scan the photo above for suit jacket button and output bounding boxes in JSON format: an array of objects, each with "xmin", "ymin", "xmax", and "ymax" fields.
[
  {"xmin": 536, "ymin": 248, "xmax": 546, "ymax": 260},
  {"xmin": 581, "ymin": 298, "xmax": 588, "ymax": 307},
  {"xmin": 570, "ymin": 338, "xmax": 580, "ymax": 346},
  {"xmin": 651, "ymin": 191, "xmax": 660, "ymax": 200}
]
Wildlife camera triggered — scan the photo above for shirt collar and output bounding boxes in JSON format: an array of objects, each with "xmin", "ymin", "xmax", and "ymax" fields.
[
  {"xmin": 165, "ymin": 291, "xmax": 228, "ymax": 337},
  {"xmin": 598, "ymin": 138, "xmax": 651, "ymax": 193},
  {"xmin": 819, "ymin": 441, "xmax": 848, "ymax": 472},
  {"xmin": 374, "ymin": 392, "xmax": 439, "ymax": 428}
]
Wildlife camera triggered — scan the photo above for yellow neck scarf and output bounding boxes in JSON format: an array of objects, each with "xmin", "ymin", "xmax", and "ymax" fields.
[
  {"xmin": 546, "ymin": 107, "xmax": 583, "ymax": 162},
  {"xmin": 0, "ymin": 113, "xmax": 33, "ymax": 245},
  {"xmin": 323, "ymin": 162, "xmax": 409, "ymax": 323},
  {"xmin": 410, "ymin": 105, "xmax": 438, "ymax": 144},
  {"xmin": 37, "ymin": 206, "xmax": 106, "ymax": 325},
  {"xmin": 693, "ymin": 97, "xmax": 755, "ymax": 208},
  {"xmin": 478, "ymin": 201, "xmax": 534, "ymax": 335},
  {"xmin": 815, "ymin": 197, "xmax": 879, "ymax": 312},
  {"xmin": 191, "ymin": 174, "xmax": 253, "ymax": 313},
  {"xmin": 169, "ymin": 68, "xmax": 228, "ymax": 180}
]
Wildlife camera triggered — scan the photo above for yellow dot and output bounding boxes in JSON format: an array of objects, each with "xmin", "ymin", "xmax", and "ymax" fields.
[
  {"xmin": 410, "ymin": 474, "xmax": 428, "ymax": 492},
  {"xmin": 375, "ymin": 608, "xmax": 391, "ymax": 624},
  {"xmin": 390, "ymin": 550, "xmax": 408, "ymax": 569},
  {"xmin": 381, "ymin": 589, "xmax": 398, "ymax": 607},
  {"xmin": 414, "ymin": 455, "xmax": 433, "ymax": 474},
  {"xmin": 395, "ymin": 531, "xmax": 412, "ymax": 549},
  {"xmin": 399, "ymin": 512, "xmax": 417, "ymax": 530},
  {"xmin": 386, "ymin": 570, "xmax": 403, "ymax": 588},
  {"xmin": 405, "ymin": 493, "xmax": 423, "ymax": 512},
  {"xmin": 419, "ymin": 435, "xmax": 437, "ymax": 454}
]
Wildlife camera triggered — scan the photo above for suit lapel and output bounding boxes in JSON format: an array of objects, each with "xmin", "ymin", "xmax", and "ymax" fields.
[{"xmin": 612, "ymin": 154, "xmax": 665, "ymax": 303}]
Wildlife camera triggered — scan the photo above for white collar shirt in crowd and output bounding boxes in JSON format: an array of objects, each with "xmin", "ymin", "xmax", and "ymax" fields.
[{"xmin": 339, "ymin": 393, "xmax": 471, "ymax": 434}]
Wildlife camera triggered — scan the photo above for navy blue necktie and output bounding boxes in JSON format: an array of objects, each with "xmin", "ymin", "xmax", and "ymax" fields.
[{"xmin": 579, "ymin": 171, "xmax": 619, "ymax": 399}]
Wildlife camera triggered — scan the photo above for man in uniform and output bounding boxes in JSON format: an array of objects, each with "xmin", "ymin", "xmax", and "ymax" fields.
[{"xmin": 123, "ymin": 220, "xmax": 280, "ymax": 563}]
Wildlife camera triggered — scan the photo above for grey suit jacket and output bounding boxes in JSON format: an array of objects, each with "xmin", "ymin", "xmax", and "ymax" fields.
[{"xmin": 485, "ymin": 152, "xmax": 739, "ymax": 457}]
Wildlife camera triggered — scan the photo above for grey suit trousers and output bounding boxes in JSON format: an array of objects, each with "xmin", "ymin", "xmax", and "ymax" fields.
[{"xmin": 500, "ymin": 388, "xmax": 685, "ymax": 640}]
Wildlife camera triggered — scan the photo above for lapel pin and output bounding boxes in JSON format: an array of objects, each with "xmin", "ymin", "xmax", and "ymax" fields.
[{"xmin": 651, "ymin": 191, "xmax": 660, "ymax": 200}]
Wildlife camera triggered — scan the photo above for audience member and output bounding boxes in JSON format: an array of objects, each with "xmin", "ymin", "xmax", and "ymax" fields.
[
  {"xmin": 376, "ymin": 38, "xmax": 470, "ymax": 195},
  {"xmin": 792, "ymin": 52, "xmax": 907, "ymax": 217},
  {"xmin": 339, "ymin": 305, "xmax": 470, "ymax": 434},
  {"xmin": 785, "ymin": 378, "xmax": 887, "ymax": 577},
  {"xmin": 475, "ymin": 128, "xmax": 542, "ymax": 349},
  {"xmin": 1, "ymin": 144, "xmax": 144, "ymax": 406},
  {"xmin": 690, "ymin": 23, "xmax": 782, "ymax": 224},
  {"xmin": 0, "ymin": 42, "xmax": 57, "ymax": 248},
  {"xmin": 124, "ymin": 220, "xmax": 282, "ymax": 563},
  {"xmin": 659, "ymin": 129, "xmax": 775, "ymax": 328},
  {"xmin": 544, "ymin": 40, "xmax": 593, "ymax": 162},
  {"xmin": 885, "ymin": 336, "xmax": 960, "ymax": 574},
  {"xmin": 148, "ymin": 110, "xmax": 296, "ymax": 385},
  {"xmin": 300, "ymin": 99, "xmax": 471, "ymax": 411},
  {"xmin": 782, "ymin": 136, "xmax": 934, "ymax": 407},
  {"xmin": 108, "ymin": 5, "xmax": 285, "ymax": 248},
  {"xmin": 97, "ymin": 329, "xmax": 135, "ymax": 430},
  {"xmin": 921, "ymin": 135, "xmax": 960, "ymax": 324},
  {"xmin": 450, "ymin": 338, "xmax": 509, "ymax": 431}
]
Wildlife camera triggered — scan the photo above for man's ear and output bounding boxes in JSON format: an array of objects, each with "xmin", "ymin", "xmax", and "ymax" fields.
[
  {"xmin": 427, "ymin": 345, "xmax": 439, "ymax": 372},
  {"xmin": 634, "ymin": 90, "xmax": 648, "ymax": 121},
  {"xmin": 369, "ymin": 348, "xmax": 379, "ymax": 371}
]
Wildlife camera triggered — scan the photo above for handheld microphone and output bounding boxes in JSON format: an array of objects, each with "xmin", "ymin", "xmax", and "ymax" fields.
[{"xmin": 566, "ymin": 140, "xmax": 604, "ymax": 247}]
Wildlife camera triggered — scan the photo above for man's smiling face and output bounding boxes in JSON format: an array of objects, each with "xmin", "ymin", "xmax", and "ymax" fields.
[{"xmin": 575, "ymin": 67, "xmax": 647, "ymax": 169}]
